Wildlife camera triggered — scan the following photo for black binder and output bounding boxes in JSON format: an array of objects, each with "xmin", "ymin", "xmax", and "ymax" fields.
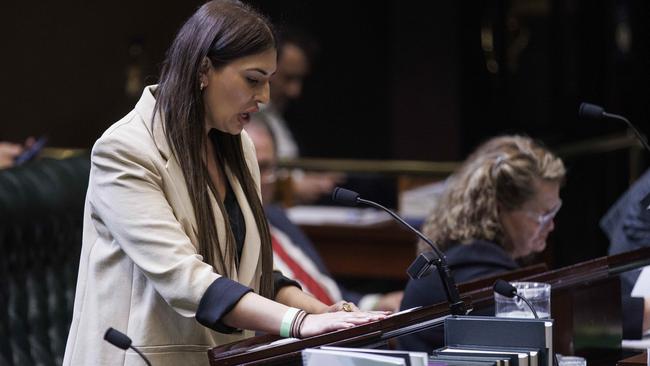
[{"xmin": 444, "ymin": 315, "xmax": 553, "ymax": 366}]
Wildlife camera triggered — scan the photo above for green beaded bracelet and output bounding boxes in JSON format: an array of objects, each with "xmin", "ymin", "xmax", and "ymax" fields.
[{"xmin": 280, "ymin": 307, "xmax": 300, "ymax": 338}]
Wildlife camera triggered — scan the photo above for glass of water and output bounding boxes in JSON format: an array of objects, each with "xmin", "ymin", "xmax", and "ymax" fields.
[
  {"xmin": 494, "ymin": 281, "xmax": 551, "ymax": 319},
  {"xmin": 557, "ymin": 355, "xmax": 587, "ymax": 366}
]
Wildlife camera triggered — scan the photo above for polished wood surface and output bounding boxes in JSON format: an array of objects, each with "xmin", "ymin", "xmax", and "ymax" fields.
[
  {"xmin": 618, "ymin": 352, "xmax": 647, "ymax": 366},
  {"xmin": 299, "ymin": 220, "xmax": 418, "ymax": 279},
  {"xmin": 207, "ymin": 264, "xmax": 551, "ymax": 365},
  {"xmin": 208, "ymin": 247, "xmax": 650, "ymax": 366},
  {"xmin": 278, "ymin": 158, "xmax": 459, "ymax": 177},
  {"xmin": 208, "ymin": 298, "xmax": 471, "ymax": 365}
]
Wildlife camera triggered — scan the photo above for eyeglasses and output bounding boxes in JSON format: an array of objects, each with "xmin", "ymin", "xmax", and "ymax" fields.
[{"xmin": 524, "ymin": 200, "xmax": 562, "ymax": 227}]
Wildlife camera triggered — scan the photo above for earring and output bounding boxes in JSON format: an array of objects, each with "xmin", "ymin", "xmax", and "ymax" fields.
[{"xmin": 200, "ymin": 82, "xmax": 206, "ymax": 91}]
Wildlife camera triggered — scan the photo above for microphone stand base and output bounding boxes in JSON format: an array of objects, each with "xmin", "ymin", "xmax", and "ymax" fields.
[{"xmin": 407, "ymin": 252, "xmax": 467, "ymax": 316}]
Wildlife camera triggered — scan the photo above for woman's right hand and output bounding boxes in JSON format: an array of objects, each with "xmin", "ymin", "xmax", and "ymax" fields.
[{"xmin": 298, "ymin": 311, "xmax": 387, "ymax": 338}]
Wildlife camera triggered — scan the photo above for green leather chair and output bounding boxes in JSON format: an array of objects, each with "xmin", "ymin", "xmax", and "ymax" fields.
[{"xmin": 0, "ymin": 155, "xmax": 90, "ymax": 366}]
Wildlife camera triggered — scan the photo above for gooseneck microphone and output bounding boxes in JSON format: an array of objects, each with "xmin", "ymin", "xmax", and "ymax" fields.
[
  {"xmin": 332, "ymin": 187, "xmax": 466, "ymax": 315},
  {"xmin": 578, "ymin": 102, "xmax": 650, "ymax": 153},
  {"xmin": 104, "ymin": 327, "xmax": 153, "ymax": 366},
  {"xmin": 493, "ymin": 280, "xmax": 539, "ymax": 319},
  {"xmin": 579, "ymin": 102, "xmax": 650, "ymax": 211}
]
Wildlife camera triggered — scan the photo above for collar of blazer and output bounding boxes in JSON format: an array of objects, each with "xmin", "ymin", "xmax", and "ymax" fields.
[
  {"xmin": 136, "ymin": 85, "xmax": 172, "ymax": 160},
  {"xmin": 133, "ymin": 85, "xmax": 262, "ymax": 288}
]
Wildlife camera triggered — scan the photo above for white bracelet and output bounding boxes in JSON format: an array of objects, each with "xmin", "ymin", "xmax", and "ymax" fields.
[{"xmin": 280, "ymin": 307, "xmax": 300, "ymax": 338}]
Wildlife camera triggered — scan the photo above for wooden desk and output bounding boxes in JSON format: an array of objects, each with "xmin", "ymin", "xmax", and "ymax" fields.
[
  {"xmin": 299, "ymin": 221, "xmax": 417, "ymax": 280},
  {"xmin": 209, "ymin": 298, "xmax": 472, "ymax": 365},
  {"xmin": 208, "ymin": 247, "xmax": 650, "ymax": 366},
  {"xmin": 618, "ymin": 352, "xmax": 647, "ymax": 366}
]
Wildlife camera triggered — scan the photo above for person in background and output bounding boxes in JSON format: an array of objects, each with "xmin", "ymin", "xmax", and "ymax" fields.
[
  {"xmin": 246, "ymin": 118, "xmax": 403, "ymax": 312},
  {"xmin": 0, "ymin": 138, "xmax": 35, "ymax": 169},
  {"xmin": 256, "ymin": 25, "xmax": 343, "ymax": 204},
  {"xmin": 258, "ymin": 25, "xmax": 314, "ymax": 160},
  {"xmin": 399, "ymin": 135, "xmax": 565, "ymax": 352},
  {"xmin": 600, "ymin": 167, "xmax": 650, "ymax": 339},
  {"xmin": 63, "ymin": 2, "xmax": 385, "ymax": 365}
]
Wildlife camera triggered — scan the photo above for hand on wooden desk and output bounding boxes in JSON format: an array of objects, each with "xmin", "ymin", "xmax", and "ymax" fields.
[{"xmin": 299, "ymin": 310, "xmax": 387, "ymax": 338}]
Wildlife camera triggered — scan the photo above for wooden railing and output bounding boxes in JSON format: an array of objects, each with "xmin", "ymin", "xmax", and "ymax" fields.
[{"xmin": 274, "ymin": 132, "xmax": 646, "ymax": 206}]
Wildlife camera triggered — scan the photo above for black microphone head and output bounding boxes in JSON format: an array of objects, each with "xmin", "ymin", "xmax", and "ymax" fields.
[
  {"xmin": 104, "ymin": 327, "xmax": 132, "ymax": 350},
  {"xmin": 578, "ymin": 102, "xmax": 605, "ymax": 120},
  {"xmin": 331, "ymin": 187, "xmax": 360, "ymax": 206},
  {"xmin": 493, "ymin": 279, "xmax": 517, "ymax": 298}
]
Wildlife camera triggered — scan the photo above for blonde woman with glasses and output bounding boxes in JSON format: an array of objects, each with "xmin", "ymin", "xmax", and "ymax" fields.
[{"xmin": 399, "ymin": 135, "xmax": 565, "ymax": 352}]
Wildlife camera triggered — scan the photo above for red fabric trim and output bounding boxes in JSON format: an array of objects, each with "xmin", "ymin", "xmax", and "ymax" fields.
[{"xmin": 271, "ymin": 234, "xmax": 334, "ymax": 305}]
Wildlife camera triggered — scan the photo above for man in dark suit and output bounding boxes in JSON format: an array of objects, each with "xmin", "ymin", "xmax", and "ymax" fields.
[{"xmin": 601, "ymin": 168, "xmax": 650, "ymax": 339}]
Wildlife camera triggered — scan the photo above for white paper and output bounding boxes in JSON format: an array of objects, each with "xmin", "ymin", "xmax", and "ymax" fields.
[
  {"xmin": 622, "ymin": 337, "xmax": 650, "ymax": 350},
  {"xmin": 545, "ymin": 321, "xmax": 553, "ymax": 366},
  {"xmin": 398, "ymin": 180, "xmax": 447, "ymax": 219},
  {"xmin": 302, "ymin": 348, "xmax": 406, "ymax": 366},
  {"xmin": 287, "ymin": 206, "xmax": 392, "ymax": 226},
  {"xmin": 248, "ymin": 337, "xmax": 300, "ymax": 352},
  {"xmin": 631, "ymin": 265, "xmax": 650, "ymax": 297},
  {"xmin": 320, "ymin": 346, "xmax": 428, "ymax": 366},
  {"xmin": 386, "ymin": 306, "xmax": 421, "ymax": 318}
]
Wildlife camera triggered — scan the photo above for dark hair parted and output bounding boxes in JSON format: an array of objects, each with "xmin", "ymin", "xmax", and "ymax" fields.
[
  {"xmin": 419, "ymin": 135, "xmax": 566, "ymax": 254},
  {"xmin": 154, "ymin": 0, "xmax": 276, "ymax": 298}
]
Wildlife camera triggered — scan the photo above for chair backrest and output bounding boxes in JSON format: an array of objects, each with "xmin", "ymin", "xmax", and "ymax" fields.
[{"xmin": 0, "ymin": 155, "xmax": 90, "ymax": 366}]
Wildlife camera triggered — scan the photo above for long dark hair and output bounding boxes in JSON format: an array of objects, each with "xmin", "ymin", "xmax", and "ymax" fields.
[{"xmin": 154, "ymin": 0, "xmax": 276, "ymax": 298}]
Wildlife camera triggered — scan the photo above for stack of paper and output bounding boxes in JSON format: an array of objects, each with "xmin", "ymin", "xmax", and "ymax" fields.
[
  {"xmin": 302, "ymin": 347, "xmax": 428, "ymax": 366},
  {"xmin": 438, "ymin": 316, "xmax": 553, "ymax": 366},
  {"xmin": 398, "ymin": 180, "xmax": 447, "ymax": 220},
  {"xmin": 432, "ymin": 345, "xmax": 540, "ymax": 365}
]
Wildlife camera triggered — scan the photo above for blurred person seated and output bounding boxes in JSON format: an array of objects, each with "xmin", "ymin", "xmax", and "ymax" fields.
[
  {"xmin": 256, "ymin": 25, "xmax": 343, "ymax": 204},
  {"xmin": 600, "ymin": 167, "xmax": 650, "ymax": 340},
  {"xmin": 246, "ymin": 118, "xmax": 403, "ymax": 311},
  {"xmin": 0, "ymin": 137, "xmax": 35, "ymax": 169},
  {"xmin": 399, "ymin": 135, "xmax": 566, "ymax": 352}
]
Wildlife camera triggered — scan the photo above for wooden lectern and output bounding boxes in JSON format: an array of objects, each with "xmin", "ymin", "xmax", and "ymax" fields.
[
  {"xmin": 208, "ymin": 298, "xmax": 471, "ymax": 366},
  {"xmin": 208, "ymin": 247, "xmax": 650, "ymax": 366}
]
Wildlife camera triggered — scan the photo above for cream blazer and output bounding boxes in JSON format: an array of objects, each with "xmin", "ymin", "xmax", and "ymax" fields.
[{"xmin": 63, "ymin": 86, "xmax": 263, "ymax": 366}]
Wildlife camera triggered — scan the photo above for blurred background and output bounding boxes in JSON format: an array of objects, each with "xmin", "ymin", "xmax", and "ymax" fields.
[
  {"xmin": 1, "ymin": 2, "xmax": 649, "ymax": 364},
  {"xmin": 1, "ymin": 0, "xmax": 648, "ymax": 268}
]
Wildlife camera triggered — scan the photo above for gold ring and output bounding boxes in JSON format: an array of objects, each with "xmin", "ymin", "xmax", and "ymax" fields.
[{"xmin": 342, "ymin": 302, "xmax": 353, "ymax": 312}]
